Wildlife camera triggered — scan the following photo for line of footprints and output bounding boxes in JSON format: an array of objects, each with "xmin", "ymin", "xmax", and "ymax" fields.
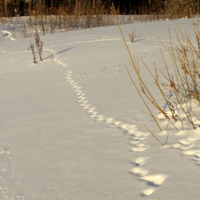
[
  {"xmin": 0, "ymin": 45, "xmax": 168, "ymax": 197},
  {"xmin": 1, "ymin": 44, "xmax": 199, "ymax": 197},
  {"xmin": 44, "ymin": 47, "xmax": 169, "ymax": 197},
  {"xmin": 49, "ymin": 41, "xmax": 200, "ymax": 195},
  {"xmin": 65, "ymin": 70, "xmax": 167, "ymax": 197}
]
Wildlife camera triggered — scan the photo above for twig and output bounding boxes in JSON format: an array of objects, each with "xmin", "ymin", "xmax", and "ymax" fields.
[{"xmin": 144, "ymin": 125, "xmax": 164, "ymax": 146}]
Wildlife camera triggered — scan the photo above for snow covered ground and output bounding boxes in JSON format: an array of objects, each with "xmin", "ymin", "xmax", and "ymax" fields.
[{"xmin": 0, "ymin": 18, "xmax": 200, "ymax": 200}]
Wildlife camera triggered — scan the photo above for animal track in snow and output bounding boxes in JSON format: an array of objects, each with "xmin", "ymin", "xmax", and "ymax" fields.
[
  {"xmin": 87, "ymin": 108, "xmax": 96, "ymax": 113},
  {"xmin": 171, "ymin": 143, "xmax": 194, "ymax": 151},
  {"xmin": 131, "ymin": 167, "xmax": 148, "ymax": 176},
  {"xmin": 44, "ymin": 49, "xmax": 68, "ymax": 68},
  {"xmin": 105, "ymin": 118, "xmax": 114, "ymax": 124},
  {"xmin": 133, "ymin": 157, "xmax": 148, "ymax": 166},
  {"xmin": 131, "ymin": 145, "xmax": 148, "ymax": 152},
  {"xmin": 51, "ymin": 50, "xmax": 167, "ymax": 198},
  {"xmin": 140, "ymin": 174, "xmax": 167, "ymax": 186},
  {"xmin": 170, "ymin": 137, "xmax": 197, "ymax": 151},
  {"xmin": 169, "ymin": 135, "xmax": 200, "ymax": 166},
  {"xmin": 68, "ymin": 68, "xmax": 163, "ymax": 195},
  {"xmin": 95, "ymin": 115, "xmax": 105, "ymax": 121},
  {"xmin": 130, "ymin": 155, "xmax": 166, "ymax": 196},
  {"xmin": 129, "ymin": 140, "xmax": 140, "ymax": 145},
  {"xmin": 109, "ymin": 121, "xmax": 121, "ymax": 127},
  {"xmin": 182, "ymin": 149, "xmax": 200, "ymax": 165},
  {"xmin": 120, "ymin": 123, "xmax": 136, "ymax": 131},
  {"xmin": 141, "ymin": 188, "xmax": 155, "ymax": 196}
]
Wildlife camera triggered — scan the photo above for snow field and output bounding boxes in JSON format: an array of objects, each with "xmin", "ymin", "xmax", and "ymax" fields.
[{"xmin": 1, "ymin": 18, "xmax": 200, "ymax": 199}]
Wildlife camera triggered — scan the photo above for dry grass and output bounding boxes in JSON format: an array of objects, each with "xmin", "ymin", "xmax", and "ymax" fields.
[
  {"xmin": 164, "ymin": 0, "xmax": 199, "ymax": 19},
  {"xmin": 1, "ymin": 0, "xmax": 199, "ymax": 39},
  {"xmin": 0, "ymin": 14, "xmax": 167, "ymax": 39},
  {"xmin": 28, "ymin": 30, "xmax": 43, "ymax": 64},
  {"xmin": 128, "ymin": 28, "xmax": 141, "ymax": 43},
  {"xmin": 34, "ymin": 30, "xmax": 43, "ymax": 62},
  {"xmin": 28, "ymin": 41, "xmax": 37, "ymax": 64},
  {"xmin": 119, "ymin": 19, "xmax": 200, "ymax": 146},
  {"xmin": 0, "ymin": 4, "xmax": 124, "ymax": 38}
]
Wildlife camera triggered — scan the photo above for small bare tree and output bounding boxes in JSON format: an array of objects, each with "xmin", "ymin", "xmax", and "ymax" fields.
[
  {"xmin": 35, "ymin": 30, "xmax": 43, "ymax": 62},
  {"xmin": 28, "ymin": 30, "xmax": 43, "ymax": 64},
  {"xmin": 28, "ymin": 42, "xmax": 37, "ymax": 64}
]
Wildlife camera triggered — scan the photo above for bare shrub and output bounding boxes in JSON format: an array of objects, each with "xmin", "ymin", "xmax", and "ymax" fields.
[
  {"xmin": 119, "ymin": 20, "xmax": 200, "ymax": 145},
  {"xmin": 28, "ymin": 30, "xmax": 43, "ymax": 64},
  {"xmin": 28, "ymin": 42, "xmax": 37, "ymax": 64},
  {"xmin": 128, "ymin": 29, "xmax": 140, "ymax": 43},
  {"xmin": 35, "ymin": 30, "xmax": 43, "ymax": 62}
]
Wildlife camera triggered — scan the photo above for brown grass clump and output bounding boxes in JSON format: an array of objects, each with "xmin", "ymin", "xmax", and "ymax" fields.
[{"xmin": 128, "ymin": 29, "xmax": 140, "ymax": 43}]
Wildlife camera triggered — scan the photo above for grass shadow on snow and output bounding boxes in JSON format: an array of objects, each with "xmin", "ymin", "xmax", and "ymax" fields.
[{"xmin": 44, "ymin": 46, "xmax": 77, "ymax": 60}]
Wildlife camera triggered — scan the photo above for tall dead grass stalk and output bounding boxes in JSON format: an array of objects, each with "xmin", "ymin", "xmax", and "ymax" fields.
[{"xmin": 119, "ymin": 19, "xmax": 200, "ymax": 145}]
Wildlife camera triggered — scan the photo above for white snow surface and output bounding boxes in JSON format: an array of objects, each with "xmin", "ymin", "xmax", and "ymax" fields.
[{"xmin": 0, "ymin": 18, "xmax": 200, "ymax": 199}]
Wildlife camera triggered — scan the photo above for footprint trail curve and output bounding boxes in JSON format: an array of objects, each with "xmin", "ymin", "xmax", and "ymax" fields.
[
  {"xmin": 47, "ymin": 47, "xmax": 168, "ymax": 197},
  {"xmin": 0, "ymin": 41, "xmax": 168, "ymax": 198}
]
